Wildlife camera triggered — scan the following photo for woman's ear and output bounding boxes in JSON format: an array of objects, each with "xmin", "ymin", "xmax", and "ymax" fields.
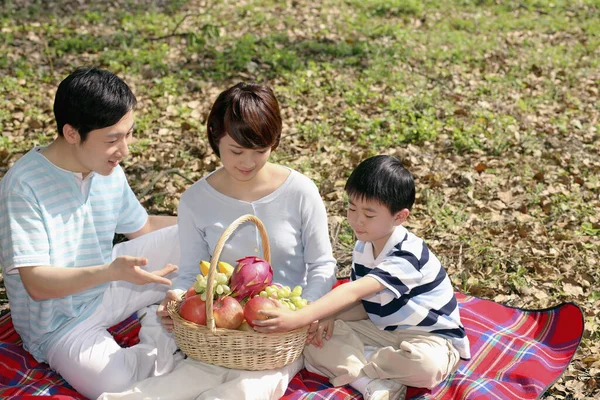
[
  {"xmin": 393, "ymin": 209, "xmax": 410, "ymax": 226},
  {"xmin": 63, "ymin": 124, "xmax": 80, "ymax": 145}
]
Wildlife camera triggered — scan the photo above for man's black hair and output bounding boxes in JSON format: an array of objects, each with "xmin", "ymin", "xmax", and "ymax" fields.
[
  {"xmin": 344, "ymin": 155, "xmax": 415, "ymax": 213},
  {"xmin": 53, "ymin": 67, "xmax": 137, "ymax": 142}
]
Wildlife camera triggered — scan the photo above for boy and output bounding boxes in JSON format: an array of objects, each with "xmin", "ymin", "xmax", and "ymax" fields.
[
  {"xmin": 0, "ymin": 68, "xmax": 180, "ymax": 398},
  {"xmin": 254, "ymin": 155, "xmax": 471, "ymax": 400}
]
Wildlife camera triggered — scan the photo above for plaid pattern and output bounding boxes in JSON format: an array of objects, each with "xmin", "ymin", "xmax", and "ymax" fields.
[
  {"xmin": 0, "ymin": 310, "xmax": 140, "ymax": 399},
  {"xmin": 282, "ymin": 288, "xmax": 584, "ymax": 400},
  {"xmin": 0, "ymin": 286, "xmax": 583, "ymax": 400}
]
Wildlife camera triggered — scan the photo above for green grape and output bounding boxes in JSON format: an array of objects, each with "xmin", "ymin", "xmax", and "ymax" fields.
[
  {"xmin": 292, "ymin": 286, "xmax": 303, "ymax": 296},
  {"xmin": 290, "ymin": 296, "xmax": 302, "ymax": 306},
  {"xmin": 288, "ymin": 303, "xmax": 297, "ymax": 311},
  {"xmin": 277, "ymin": 289, "xmax": 287, "ymax": 299},
  {"xmin": 220, "ymin": 285, "xmax": 230, "ymax": 294},
  {"xmin": 259, "ymin": 291, "xmax": 268, "ymax": 297},
  {"xmin": 192, "ymin": 281, "xmax": 205, "ymax": 293},
  {"xmin": 216, "ymin": 273, "xmax": 228, "ymax": 284},
  {"xmin": 265, "ymin": 287, "xmax": 276, "ymax": 297},
  {"xmin": 216, "ymin": 285, "xmax": 224, "ymax": 295},
  {"xmin": 200, "ymin": 292, "xmax": 207, "ymax": 301}
]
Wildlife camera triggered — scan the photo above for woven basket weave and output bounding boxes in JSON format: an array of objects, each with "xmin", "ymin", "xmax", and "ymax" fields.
[{"xmin": 167, "ymin": 214, "xmax": 309, "ymax": 370}]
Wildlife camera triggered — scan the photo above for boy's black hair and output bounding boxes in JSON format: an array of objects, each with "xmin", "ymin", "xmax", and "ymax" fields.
[
  {"xmin": 345, "ymin": 155, "xmax": 415, "ymax": 213},
  {"xmin": 53, "ymin": 67, "xmax": 137, "ymax": 142}
]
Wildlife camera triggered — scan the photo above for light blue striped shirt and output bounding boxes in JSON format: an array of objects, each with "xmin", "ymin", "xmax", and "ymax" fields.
[
  {"xmin": 352, "ymin": 225, "xmax": 471, "ymax": 360},
  {"xmin": 0, "ymin": 147, "xmax": 147, "ymax": 362}
]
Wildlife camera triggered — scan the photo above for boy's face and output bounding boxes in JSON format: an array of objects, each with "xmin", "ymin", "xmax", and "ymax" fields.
[
  {"xmin": 66, "ymin": 111, "xmax": 134, "ymax": 177},
  {"xmin": 347, "ymin": 196, "xmax": 407, "ymax": 251}
]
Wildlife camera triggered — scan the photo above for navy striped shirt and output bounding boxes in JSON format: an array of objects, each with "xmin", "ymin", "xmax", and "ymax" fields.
[{"xmin": 352, "ymin": 225, "xmax": 471, "ymax": 360}]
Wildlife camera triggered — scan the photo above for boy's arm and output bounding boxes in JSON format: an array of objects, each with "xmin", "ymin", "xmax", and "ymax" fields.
[
  {"xmin": 18, "ymin": 257, "xmax": 177, "ymax": 301},
  {"xmin": 335, "ymin": 302, "xmax": 368, "ymax": 321},
  {"xmin": 253, "ymin": 276, "xmax": 384, "ymax": 333}
]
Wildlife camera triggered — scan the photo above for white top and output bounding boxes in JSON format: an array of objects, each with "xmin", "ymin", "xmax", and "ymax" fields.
[
  {"xmin": 176, "ymin": 168, "xmax": 337, "ymax": 302},
  {"xmin": 0, "ymin": 147, "xmax": 148, "ymax": 362},
  {"xmin": 352, "ymin": 225, "xmax": 471, "ymax": 360}
]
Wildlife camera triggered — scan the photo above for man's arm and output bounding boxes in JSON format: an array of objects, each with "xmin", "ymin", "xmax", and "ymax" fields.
[
  {"xmin": 18, "ymin": 256, "xmax": 177, "ymax": 301},
  {"xmin": 253, "ymin": 276, "xmax": 384, "ymax": 333},
  {"xmin": 125, "ymin": 215, "xmax": 177, "ymax": 240}
]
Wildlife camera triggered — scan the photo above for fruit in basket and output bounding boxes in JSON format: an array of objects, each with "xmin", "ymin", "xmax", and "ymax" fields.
[
  {"xmin": 243, "ymin": 296, "xmax": 281, "ymax": 327},
  {"xmin": 217, "ymin": 261, "xmax": 235, "ymax": 277},
  {"xmin": 230, "ymin": 256, "xmax": 273, "ymax": 300},
  {"xmin": 179, "ymin": 295, "xmax": 207, "ymax": 325},
  {"xmin": 259, "ymin": 284, "xmax": 308, "ymax": 311},
  {"xmin": 199, "ymin": 260, "xmax": 235, "ymax": 278},
  {"xmin": 200, "ymin": 260, "xmax": 211, "ymax": 276},
  {"xmin": 238, "ymin": 320, "xmax": 253, "ymax": 331},
  {"xmin": 184, "ymin": 286, "xmax": 197, "ymax": 300},
  {"xmin": 192, "ymin": 273, "xmax": 231, "ymax": 301},
  {"xmin": 213, "ymin": 296, "xmax": 244, "ymax": 329}
]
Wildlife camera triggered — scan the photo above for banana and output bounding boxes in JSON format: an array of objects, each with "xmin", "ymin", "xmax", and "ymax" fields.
[
  {"xmin": 217, "ymin": 261, "xmax": 235, "ymax": 277},
  {"xmin": 199, "ymin": 260, "xmax": 210, "ymax": 276}
]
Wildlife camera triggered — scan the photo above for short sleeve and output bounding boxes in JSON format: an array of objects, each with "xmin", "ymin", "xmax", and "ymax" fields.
[
  {"xmin": 115, "ymin": 175, "xmax": 147, "ymax": 234},
  {"xmin": 0, "ymin": 192, "xmax": 50, "ymax": 273}
]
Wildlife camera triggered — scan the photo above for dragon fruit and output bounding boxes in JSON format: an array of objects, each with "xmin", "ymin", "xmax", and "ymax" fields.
[{"xmin": 229, "ymin": 256, "xmax": 273, "ymax": 300}]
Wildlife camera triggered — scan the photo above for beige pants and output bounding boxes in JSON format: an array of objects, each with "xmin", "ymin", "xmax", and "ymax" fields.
[{"xmin": 304, "ymin": 319, "xmax": 460, "ymax": 389}]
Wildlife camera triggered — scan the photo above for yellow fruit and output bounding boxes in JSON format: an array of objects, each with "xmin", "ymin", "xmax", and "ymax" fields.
[
  {"xmin": 200, "ymin": 260, "xmax": 210, "ymax": 276},
  {"xmin": 218, "ymin": 261, "xmax": 234, "ymax": 277}
]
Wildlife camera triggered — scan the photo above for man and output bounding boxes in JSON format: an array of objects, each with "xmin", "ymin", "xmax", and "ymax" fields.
[{"xmin": 0, "ymin": 68, "xmax": 180, "ymax": 398}]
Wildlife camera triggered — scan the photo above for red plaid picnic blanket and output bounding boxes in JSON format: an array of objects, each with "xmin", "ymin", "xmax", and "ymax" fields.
[
  {"xmin": 281, "ymin": 292, "xmax": 584, "ymax": 399},
  {"xmin": 0, "ymin": 290, "xmax": 584, "ymax": 399}
]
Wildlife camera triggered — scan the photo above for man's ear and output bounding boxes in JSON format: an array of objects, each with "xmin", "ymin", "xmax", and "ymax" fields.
[
  {"xmin": 62, "ymin": 124, "xmax": 80, "ymax": 145},
  {"xmin": 393, "ymin": 209, "xmax": 410, "ymax": 226}
]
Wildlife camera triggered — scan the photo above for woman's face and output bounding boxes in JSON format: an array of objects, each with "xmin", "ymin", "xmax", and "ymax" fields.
[{"xmin": 217, "ymin": 133, "xmax": 272, "ymax": 182}]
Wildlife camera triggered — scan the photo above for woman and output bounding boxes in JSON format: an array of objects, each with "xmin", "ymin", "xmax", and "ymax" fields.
[{"xmin": 100, "ymin": 82, "xmax": 337, "ymax": 400}]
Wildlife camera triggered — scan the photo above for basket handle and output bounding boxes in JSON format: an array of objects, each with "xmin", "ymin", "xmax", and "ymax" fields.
[{"xmin": 204, "ymin": 214, "xmax": 271, "ymax": 332}]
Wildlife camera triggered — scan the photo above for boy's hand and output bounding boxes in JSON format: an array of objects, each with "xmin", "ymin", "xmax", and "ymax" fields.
[
  {"xmin": 157, "ymin": 289, "xmax": 181, "ymax": 332},
  {"xmin": 307, "ymin": 317, "xmax": 335, "ymax": 347},
  {"xmin": 252, "ymin": 308, "xmax": 307, "ymax": 333},
  {"xmin": 109, "ymin": 256, "xmax": 178, "ymax": 286}
]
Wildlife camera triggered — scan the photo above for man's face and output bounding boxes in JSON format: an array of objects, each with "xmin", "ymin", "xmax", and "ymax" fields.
[{"xmin": 73, "ymin": 111, "xmax": 134, "ymax": 177}]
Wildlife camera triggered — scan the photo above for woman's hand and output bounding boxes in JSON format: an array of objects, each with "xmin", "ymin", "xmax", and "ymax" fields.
[{"xmin": 157, "ymin": 289, "xmax": 181, "ymax": 332}]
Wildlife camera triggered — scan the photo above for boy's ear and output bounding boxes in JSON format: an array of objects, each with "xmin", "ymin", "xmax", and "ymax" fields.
[
  {"xmin": 393, "ymin": 209, "xmax": 410, "ymax": 226},
  {"xmin": 63, "ymin": 124, "xmax": 81, "ymax": 145}
]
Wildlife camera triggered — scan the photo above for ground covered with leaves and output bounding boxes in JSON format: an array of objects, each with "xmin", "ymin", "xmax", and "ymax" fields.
[{"xmin": 0, "ymin": 0, "xmax": 599, "ymax": 397}]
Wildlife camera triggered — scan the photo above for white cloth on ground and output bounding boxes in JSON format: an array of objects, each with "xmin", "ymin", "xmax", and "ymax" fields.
[{"xmin": 97, "ymin": 356, "xmax": 304, "ymax": 400}]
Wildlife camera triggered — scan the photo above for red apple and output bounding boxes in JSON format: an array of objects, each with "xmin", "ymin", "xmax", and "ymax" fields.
[
  {"xmin": 184, "ymin": 286, "xmax": 197, "ymax": 300},
  {"xmin": 213, "ymin": 296, "xmax": 244, "ymax": 330},
  {"xmin": 179, "ymin": 295, "xmax": 207, "ymax": 325},
  {"xmin": 243, "ymin": 296, "xmax": 281, "ymax": 327}
]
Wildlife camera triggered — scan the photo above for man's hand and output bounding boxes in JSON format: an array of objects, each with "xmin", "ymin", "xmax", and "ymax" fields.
[
  {"xmin": 252, "ymin": 308, "xmax": 308, "ymax": 333},
  {"xmin": 157, "ymin": 289, "xmax": 181, "ymax": 332},
  {"xmin": 306, "ymin": 317, "xmax": 335, "ymax": 347},
  {"xmin": 108, "ymin": 256, "xmax": 178, "ymax": 286}
]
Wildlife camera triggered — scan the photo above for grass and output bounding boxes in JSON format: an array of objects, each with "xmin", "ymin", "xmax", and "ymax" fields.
[{"xmin": 0, "ymin": 0, "xmax": 599, "ymax": 397}]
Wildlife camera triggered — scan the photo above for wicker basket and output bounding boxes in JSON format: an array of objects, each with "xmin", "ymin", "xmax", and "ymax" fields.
[{"xmin": 167, "ymin": 214, "xmax": 309, "ymax": 370}]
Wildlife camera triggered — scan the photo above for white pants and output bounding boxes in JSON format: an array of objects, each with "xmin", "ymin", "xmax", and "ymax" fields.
[
  {"xmin": 98, "ymin": 356, "xmax": 304, "ymax": 400},
  {"xmin": 46, "ymin": 225, "xmax": 181, "ymax": 399}
]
